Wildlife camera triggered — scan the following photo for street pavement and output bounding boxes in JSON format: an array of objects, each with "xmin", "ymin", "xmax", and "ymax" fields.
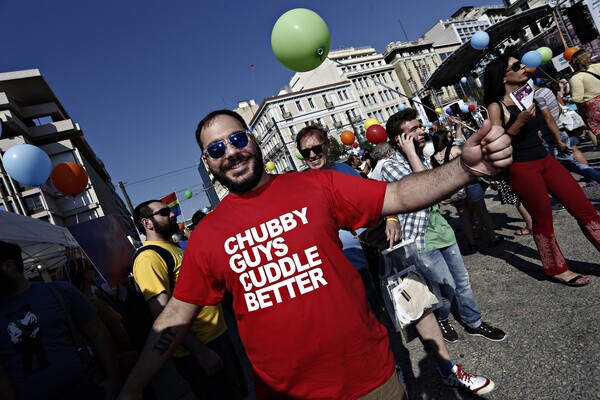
[{"xmin": 157, "ymin": 142, "xmax": 600, "ymax": 400}]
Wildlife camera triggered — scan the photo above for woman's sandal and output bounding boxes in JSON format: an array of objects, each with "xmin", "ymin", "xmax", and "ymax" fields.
[
  {"xmin": 515, "ymin": 227, "xmax": 532, "ymax": 236},
  {"xmin": 549, "ymin": 274, "xmax": 590, "ymax": 287}
]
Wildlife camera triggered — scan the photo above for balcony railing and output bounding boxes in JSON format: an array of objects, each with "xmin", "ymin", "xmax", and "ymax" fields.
[
  {"xmin": 325, "ymin": 101, "xmax": 334, "ymax": 109},
  {"xmin": 266, "ymin": 120, "xmax": 274, "ymax": 130},
  {"xmin": 333, "ymin": 121, "xmax": 343, "ymax": 129},
  {"xmin": 351, "ymin": 116, "xmax": 362, "ymax": 124},
  {"xmin": 282, "ymin": 111, "xmax": 292, "ymax": 120}
]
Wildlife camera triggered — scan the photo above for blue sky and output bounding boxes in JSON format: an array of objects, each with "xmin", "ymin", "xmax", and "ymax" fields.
[{"xmin": 0, "ymin": 0, "xmax": 499, "ymax": 221}]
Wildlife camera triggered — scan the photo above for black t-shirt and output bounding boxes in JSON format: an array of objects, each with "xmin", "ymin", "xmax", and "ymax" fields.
[{"xmin": 501, "ymin": 102, "xmax": 548, "ymax": 162}]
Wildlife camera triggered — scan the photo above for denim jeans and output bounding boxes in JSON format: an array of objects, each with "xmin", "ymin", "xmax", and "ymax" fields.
[
  {"xmin": 544, "ymin": 131, "xmax": 600, "ymax": 183},
  {"xmin": 417, "ymin": 243, "xmax": 482, "ymax": 328}
]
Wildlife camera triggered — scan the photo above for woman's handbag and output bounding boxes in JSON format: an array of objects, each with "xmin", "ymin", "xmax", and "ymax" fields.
[
  {"xmin": 379, "ymin": 239, "xmax": 439, "ymax": 332},
  {"xmin": 559, "ymin": 106, "xmax": 586, "ymax": 131}
]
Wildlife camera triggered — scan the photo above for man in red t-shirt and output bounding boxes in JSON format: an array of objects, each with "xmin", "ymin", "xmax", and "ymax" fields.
[{"xmin": 118, "ymin": 110, "xmax": 512, "ymax": 400}]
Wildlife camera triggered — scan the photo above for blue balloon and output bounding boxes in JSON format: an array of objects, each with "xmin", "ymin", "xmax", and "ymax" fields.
[
  {"xmin": 460, "ymin": 77, "xmax": 468, "ymax": 84},
  {"xmin": 398, "ymin": 103, "xmax": 406, "ymax": 111},
  {"xmin": 535, "ymin": 78, "xmax": 542, "ymax": 85},
  {"xmin": 470, "ymin": 31, "xmax": 489, "ymax": 50},
  {"xmin": 202, "ymin": 207, "xmax": 209, "ymax": 213},
  {"xmin": 426, "ymin": 122, "xmax": 433, "ymax": 128},
  {"xmin": 445, "ymin": 107, "xmax": 453, "ymax": 116},
  {"xmin": 461, "ymin": 105, "xmax": 469, "ymax": 114},
  {"xmin": 3, "ymin": 144, "xmax": 51, "ymax": 186},
  {"xmin": 522, "ymin": 50, "xmax": 542, "ymax": 69}
]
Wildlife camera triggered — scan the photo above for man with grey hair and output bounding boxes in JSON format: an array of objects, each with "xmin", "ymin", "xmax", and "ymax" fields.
[{"xmin": 369, "ymin": 142, "xmax": 394, "ymax": 180}]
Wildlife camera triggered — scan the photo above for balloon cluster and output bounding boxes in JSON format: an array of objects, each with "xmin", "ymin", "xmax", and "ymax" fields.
[
  {"xmin": 363, "ymin": 118, "xmax": 387, "ymax": 144},
  {"xmin": 271, "ymin": 9, "xmax": 330, "ymax": 72}
]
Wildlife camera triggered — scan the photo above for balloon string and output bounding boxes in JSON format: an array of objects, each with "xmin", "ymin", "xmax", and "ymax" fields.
[
  {"xmin": 326, "ymin": 56, "xmax": 476, "ymax": 132},
  {"xmin": 538, "ymin": 68, "xmax": 561, "ymax": 84}
]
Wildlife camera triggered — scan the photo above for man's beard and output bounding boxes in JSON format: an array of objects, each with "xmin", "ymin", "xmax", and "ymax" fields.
[
  {"xmin": 152, "ymin": 218, "xmax": 180, "ymax": 239},
  {"xmin": 211, "ymin": 152, "xmax": 263, "ymax": 194}
]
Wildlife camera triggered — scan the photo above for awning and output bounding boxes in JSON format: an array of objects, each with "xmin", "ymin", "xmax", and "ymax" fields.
[{"xmin": 425, "ymin": 5, "xmax": 553, "ymax": 89}]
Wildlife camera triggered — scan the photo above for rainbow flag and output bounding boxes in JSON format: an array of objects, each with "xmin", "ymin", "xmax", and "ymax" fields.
[{"xmin": 160, "ymin": 192, "xmax": 181, "ymax": 216}]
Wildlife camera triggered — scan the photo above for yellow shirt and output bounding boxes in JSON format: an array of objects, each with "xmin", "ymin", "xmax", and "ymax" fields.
[
  {"xmin": 570, "ymin": 63, "xmax": 600, "ymax": 103},
  {"xmin": 133, "ymin": 240, "xmax": 226, "ymax": 358}
]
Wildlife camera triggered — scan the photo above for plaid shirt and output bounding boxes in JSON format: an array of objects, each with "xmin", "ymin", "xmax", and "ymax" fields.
[{"xmin": 380, "ymin": 151, "xmax": 432, "ymax": 250}]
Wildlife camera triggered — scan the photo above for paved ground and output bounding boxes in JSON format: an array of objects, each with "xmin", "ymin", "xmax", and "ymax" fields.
[{"xmin": 159, "ymin": 141, "xmax": 600, "ymax": 400}]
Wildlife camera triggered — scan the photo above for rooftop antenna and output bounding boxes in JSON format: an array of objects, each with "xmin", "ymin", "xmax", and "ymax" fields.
[{"xmin": 398, "ymin": 19, "xmax": 410, "ymax": 42}]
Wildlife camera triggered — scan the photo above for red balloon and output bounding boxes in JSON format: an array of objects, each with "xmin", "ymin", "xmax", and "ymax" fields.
[
  {"xmin": 352, "ymin": 141, "xmax": 359, "ymax": 148},
  {"xmin": 468, "ymin": 104, "xmax": 476, "ymax": 112},
  {"xmin": 340, "ymin": 130, "xmax": 355, "ymax": 145},
  {"xmin": 366, "ymin": 124, "xmax": 387, "ymax": 144},
  {"xmin": 50, "ymin": 162, "xmax": 89, "ymax": 196}
]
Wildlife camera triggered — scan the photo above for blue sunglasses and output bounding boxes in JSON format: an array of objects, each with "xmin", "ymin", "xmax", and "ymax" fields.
[{"xmin": 204, "ymin": 131, "xmax": 250, "ymax": 160}]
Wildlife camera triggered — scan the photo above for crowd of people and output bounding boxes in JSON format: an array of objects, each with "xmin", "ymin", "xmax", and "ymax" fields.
[{"xmin": 1, "ymin": 49, "xmax": 599, "ymax": 400}]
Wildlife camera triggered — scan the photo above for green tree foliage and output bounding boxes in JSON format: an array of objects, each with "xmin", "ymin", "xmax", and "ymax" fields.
[{"xmin": 328, "ymin": 137, "xmax": 345, "ymax": 161}]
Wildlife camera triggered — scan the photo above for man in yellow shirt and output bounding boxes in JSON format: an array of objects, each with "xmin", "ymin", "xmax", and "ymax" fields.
[{"xmin": 132, "ymin": 200, "xmax": 247, "ymax": 400}]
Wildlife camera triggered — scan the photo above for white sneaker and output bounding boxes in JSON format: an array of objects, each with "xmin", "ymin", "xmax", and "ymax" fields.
[{"xmin": 439, "ymin": 364, "xmax": 495, "ymax": 395}]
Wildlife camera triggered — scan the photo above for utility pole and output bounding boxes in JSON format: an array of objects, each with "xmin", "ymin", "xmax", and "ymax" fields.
[{"xmin": 118, "ymin": 181, "xmax": 135, "ymax": 215}]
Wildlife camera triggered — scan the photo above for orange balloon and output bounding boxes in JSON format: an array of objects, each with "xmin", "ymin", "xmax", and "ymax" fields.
[
  {"xmin": 563, "ymin": 47, "xmax": 579, "ymax": 62},
  {"xmin": 340, "ymin": 130, "xmax": 355, "ymax": 146},
  {"xmin": 50, "ymin": 162, "xmax": 89, "ymax": 196},
  {"xmin": 524, "ymin": 67, "xmax": 537, "ymax": 74},
  {"xmin": 178, "ymin": 223, "xmax": 185, "ymax": 231}
]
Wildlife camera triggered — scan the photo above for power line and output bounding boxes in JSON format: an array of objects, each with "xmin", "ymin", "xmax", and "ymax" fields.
[{"xmin": 123, "ymin": 163, "xmax": 200, "ymax": 187}]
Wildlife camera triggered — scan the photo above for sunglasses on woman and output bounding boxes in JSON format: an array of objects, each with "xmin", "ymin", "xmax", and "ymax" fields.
[
  {"xmin": 204, "ymin": 130, "xmax": 250, "ymax": 160},
  {"xmin": 299, "ymin": 142, "xmax": 327, "ymax": 158},
  {"xmin": 507, "ymin": 61, "xmax": 522, "ymax": 73}
]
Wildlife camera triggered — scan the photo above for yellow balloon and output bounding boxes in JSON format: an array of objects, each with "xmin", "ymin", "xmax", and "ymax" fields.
[
  {"xmin": 364, "ymin": 118, "xmax": 379, "ymax": 131},
  {"xmin": 266, "ymin": 161, "xmax": 276, "ymax": 171},
  {"xmin": 435, "ymin": 107, "xmax": 443, "ymax": 115}
]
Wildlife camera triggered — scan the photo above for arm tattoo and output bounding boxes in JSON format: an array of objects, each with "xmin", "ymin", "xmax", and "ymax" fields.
[{"xmin": 153, "ymin": 327, "xmax": 176, "ymax": 355}]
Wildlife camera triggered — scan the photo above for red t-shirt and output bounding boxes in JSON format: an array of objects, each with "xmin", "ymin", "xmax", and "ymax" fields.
[{"xmin": 175, "ymin": 170, "xmax": 394, "ymax": 399}]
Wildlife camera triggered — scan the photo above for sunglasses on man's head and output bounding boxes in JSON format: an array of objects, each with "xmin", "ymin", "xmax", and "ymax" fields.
[
  {"xmin": 299, "ymin": 142, "xmax": 327, "ymax": 158},
  {"xmin": 147, "ymin": 207, "xmax": 171, "ymax": 218},
  {"xmin": 507, "ymin": 61, "xmax": 522, "ymax": 73},
  {"xmin": 204, "ymin": 130, "xmax": 250, "ymax": 160}
]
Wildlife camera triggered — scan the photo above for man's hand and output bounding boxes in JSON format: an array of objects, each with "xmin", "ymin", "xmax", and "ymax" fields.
[
  {"xmin": 385, "ymin": 219, "xmax": 402, "ymax": 249},
  {"xmin": 461, "ymin": 120, "xmax": 512, "ymax": 177},
  {"xmin": 398, "ymin": 133, "xmax": 418, "ymax": 155},
  {"xmin": 195, "ymin": 348, "xmax": 224, "ymax": 375}
]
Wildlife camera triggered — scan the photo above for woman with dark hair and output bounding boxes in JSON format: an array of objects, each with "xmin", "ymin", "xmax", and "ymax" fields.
[
  {"xmin": 484, "ymin": 53, "xmax": 600, "ymax": 286},
  {"xmin": 568, "ymin": 49, "xmax": 600, "ymax": 148}
]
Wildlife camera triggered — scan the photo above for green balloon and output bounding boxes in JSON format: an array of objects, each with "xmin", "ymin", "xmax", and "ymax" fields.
[
  {"xmin": 537, "ymin": 47, "xmax": 553, "ymax": 65},
  {"xmin": 271, "ymin": 8, "xmax": 331, "ymax": 72},
  {"xmin": 295, "ymin": 148, "xmax": 304, "ymax": 160},
  {"xmin": 184, "ymin": 189, "xmax": 192, "ymax": 199}
]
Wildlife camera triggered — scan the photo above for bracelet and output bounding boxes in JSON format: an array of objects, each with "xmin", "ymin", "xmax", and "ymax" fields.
[
  {"xmin": 386, "ymin": 217, "xmax": 399, "ymax": 222},
  {"xmin": 460, "ymin": 159, "xmax": 495, "ymax": 177}
]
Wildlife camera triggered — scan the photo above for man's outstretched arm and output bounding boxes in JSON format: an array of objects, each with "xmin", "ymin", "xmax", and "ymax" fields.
[
  {"xmin": 118, "ymin": 298, "xmax": 201, "ymax": 400},
  {"xmin": 381, "ymin": 120, "xmax": 512, "ymax": 215}
]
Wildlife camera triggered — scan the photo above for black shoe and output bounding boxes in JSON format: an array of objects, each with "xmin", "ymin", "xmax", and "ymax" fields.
[
  {"xmin": 438, "ymin": 319, "xmax": 459, "ymax": 342},
  {"xmin": 551, "ymin": 203, "xmax": 565, "ymax": 211},
  {"xmin": 465, "ymin": 321, "xmax": 506, "ymax": 341}
]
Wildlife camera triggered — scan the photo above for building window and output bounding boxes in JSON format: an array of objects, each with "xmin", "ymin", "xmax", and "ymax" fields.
[
  {"xmin": 0, "ymin": 204, "xmax": 5, "ymax": 212},
  {"xmin": 25, "ymin": 195, "xmax": 44, "ymax": 215},
  {"xmin": 308, "ymin": 98, "xmax": 315, "ymax": 109},
  {"xmin": 295, "ymin": 101, "xmax": 303, "ymax": 112},
  {"xmin": 342, "ymin": 90, "xmax": 349, "ymax": 100},
  {"xmin": 289, "ymin": 126, "xmax": 296, "ymax": 137},
  {"xmin": 279, "ymin": 105, "xmax": 286, "ymax": 114}
]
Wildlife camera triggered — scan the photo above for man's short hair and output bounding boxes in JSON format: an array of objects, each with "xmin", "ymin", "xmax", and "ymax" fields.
[
  {"xmin": 133, "ymin": 200, "xmax": 161, "ymax": 235},
  {"xmin": 0, "ymin": 241, "xmax": 24, "ymax": 272},
  {"xmin": 195, "ymin": 110, "xmax": 247, "ymax": 150},
  {"xmin": 191, "ymin": 210, "xmax": 206, "ymax": 228},
  {"xmin": 372, "ymin": 142, "xmax": 393, "ymax": 161},
  {"xmin": 172, "ymin": 231, "xmax": 186, "ymax": 242},
  {"xmin": 295, "ymin": 125, "xmax": 329, "ymax": 149},
  {"xmin": 386, "ymin": 108, "xmax": 418, "ymax": 142}
]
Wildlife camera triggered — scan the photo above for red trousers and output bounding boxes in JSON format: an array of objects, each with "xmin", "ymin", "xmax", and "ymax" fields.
[{"xmin": 508, "ymin": 155, "xmax": 600, "ymax": 276}]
